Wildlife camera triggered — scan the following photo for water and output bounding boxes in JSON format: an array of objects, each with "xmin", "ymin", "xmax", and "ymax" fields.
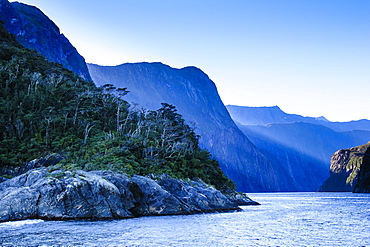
[{"xmin": 1, "ymin": 192, "xmax": 369, "ymax": 246}]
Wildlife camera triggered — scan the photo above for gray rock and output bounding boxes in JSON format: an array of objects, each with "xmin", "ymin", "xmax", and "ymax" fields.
[
  {"xmin": 0, "ymin": 153, "xmax": 64, "ymax": 179},
  {"xmin": 24, "ymin": 153, "xmax": 64, "ymax": 171},
  {"xmin": 0, "ymin": 169, "xmax": 243, "ymax": 222},
  {"xmin": 158, "ymin": 177, "xmax": 240, "ymax": 212},
  {"xmin": 130, "ymin": 175, "xmax": 189, "ymax": 216},
  {"xmin": 0, "ymin": 168, "xmax": 134, "ymax": 221},
  {"xmin": 224, "ymin": 192, "xmax": 260, "ymax": 206},
  {"xmin": 0, "ymin": 186, "xmax": 40, "ymax": 222}
]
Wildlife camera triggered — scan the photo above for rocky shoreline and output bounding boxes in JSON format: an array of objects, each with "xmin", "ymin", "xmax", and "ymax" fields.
[{"xmin": 0, "ymin": 168, "xmax": 259, "ymax": 222}]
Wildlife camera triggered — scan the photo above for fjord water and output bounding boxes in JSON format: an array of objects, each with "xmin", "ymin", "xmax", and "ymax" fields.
[{"xmin": 1, "ymin": 193, "xmax": 369, "ymax": 246}]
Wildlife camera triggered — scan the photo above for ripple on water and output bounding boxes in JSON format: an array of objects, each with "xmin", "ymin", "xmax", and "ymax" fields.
[
  {"xmin": 0, "ymin": 219, "xmax": 44, "ymax": 228},
  {"xmin": 0, "ymin": 192, "xmax": 369, "ymax": 246}
]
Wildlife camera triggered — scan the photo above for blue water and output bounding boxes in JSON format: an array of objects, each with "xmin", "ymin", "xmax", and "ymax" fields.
[{"xmin": 1, "ymin": 192, "xmax": 369, "ymax": 246}]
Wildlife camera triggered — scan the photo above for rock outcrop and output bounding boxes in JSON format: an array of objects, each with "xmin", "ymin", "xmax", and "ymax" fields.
[
  {"xmin": 0, "ymin": 168, "xmax": 258, "ymax": 222},
  {"xmin": 0, "ymin": 153, "xmax": 64, "ymax": 180},
  {"xmin": 353, "ymin": 147, "xmax": 370, "ymax": 193},
  {"xmin": 318, "ymin": 143, "xmax": 370, "ymax": 192},
  {"xmin": 0, "ymin": 0, "xmax": 91, "ymax": 81}
]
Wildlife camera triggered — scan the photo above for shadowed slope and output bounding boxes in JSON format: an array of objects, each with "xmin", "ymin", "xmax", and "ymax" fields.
[
  {"xmin": 0, "ymin": 0, "xmax": 91, "ymax": 80},
  {"xmin": 88, "ymin": 62, "xmax": 295, "ymax": 192}
]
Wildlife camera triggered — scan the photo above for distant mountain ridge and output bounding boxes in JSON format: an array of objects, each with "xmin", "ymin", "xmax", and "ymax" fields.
[
  {"xmin": 227, "ymin": 105, "xmax": 370, "ymax": 132},
  {"xmin": 88, "ymin": 63, "xmax": 295, "ymax": 192},
  {"xmin": 0, "ymin": 0, "xmax": 91, "ymax": 80},
  {"xmin": 227, "ymin": 105, "xmax": 328, "ymax": 126}
]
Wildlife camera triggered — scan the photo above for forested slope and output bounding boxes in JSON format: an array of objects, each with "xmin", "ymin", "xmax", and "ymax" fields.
[{"xmin": 0, "ymin": 21, "xmax": 234, "ymax": 191}]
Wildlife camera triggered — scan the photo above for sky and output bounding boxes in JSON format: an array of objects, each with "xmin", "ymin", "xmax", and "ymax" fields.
[{"xmin": 11, "ymin": 0, "xmax": 370, "ymax": 122}]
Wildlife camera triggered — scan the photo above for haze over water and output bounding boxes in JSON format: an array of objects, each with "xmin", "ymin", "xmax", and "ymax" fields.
[{"xmin": 1, "ymin": 192, "xmax": 369, "ymax": 246}]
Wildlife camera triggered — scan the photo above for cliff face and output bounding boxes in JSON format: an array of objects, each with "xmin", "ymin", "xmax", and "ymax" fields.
[
  {"xmin": 319, "ymin": 143, "xmax": 370, "ymax": 192},
  {"xmin": 0, "ymin": 0, "xmax": 91, "ymax": 81},
  {"xmin": 88, "ymin": 63, "xmax": 295, "ymax": 192},
  {"xmin": 353, "ymin": 147, "xmax": 370, "ymax": 193}
]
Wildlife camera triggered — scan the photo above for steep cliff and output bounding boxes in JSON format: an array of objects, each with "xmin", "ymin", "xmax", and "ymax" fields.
[
  {"xmin": 319, "ymin": 143, "xmax": 370, "ymax": 192},
  {"xmin": 353, "ymin": 146, "xmax": 370, "ymax": 193},
  {"xmin": 88, "ymin": 63, "xmax": 295, "ymax": 192},
  {"xmin": 0, "ymin": 0, "xmax": 91, "ymax": 80}
]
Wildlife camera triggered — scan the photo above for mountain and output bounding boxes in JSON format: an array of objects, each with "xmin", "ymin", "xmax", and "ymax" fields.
[
  {"xmin": 2, "ymin": 0, "xmax": 338, "ymax": 192},
  {"xmin": 1, "ymin": 18, "xmax": 245, "ymax": 204},
  {"xmin": 0, "ymin": 0, "xmax": 91, "ymax": 81},
  {"xmin": 0, "ymin": 0, "xmax": 292, "ymax": 192},
  {"xmin": 319, "ymin": 143, "xmax": 370, "ymax": 192},
  {"xmin": 239, "ymin": 122, "xmax": 370, "ymax": 191},
  {"xmin": 88, "ymin": 63, "xmax": 295, "ymax": 192},
  {"xmin": 227, "ymin": 105, "xmax": 370, "ymax": 132},
  {"xmin": 0, "ymin": 19, "xmax": 261, "ymax": 223},
  {"xmin": 229, "ymin": 105, "xmax": 370, "ymax": 191}
]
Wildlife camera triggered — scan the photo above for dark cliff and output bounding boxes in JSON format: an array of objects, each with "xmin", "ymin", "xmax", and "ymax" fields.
[
  {"xmin": 319, "ymin": 143, "xmax": 370, "ymax": 192},
  {"xmin": 88, "ymin": 63, "xmax": 295, "ymax": 192},
  {"xmin": 0, "ymin": 0, "xmax": 91, "ymax": 81},
  {"xmin": 353, "ymin": 146, "xmax": 370, "ymax": 193}
]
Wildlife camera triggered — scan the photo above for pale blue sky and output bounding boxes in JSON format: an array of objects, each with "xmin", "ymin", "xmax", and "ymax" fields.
[{"xmin": 11, "ymin": 0, "xmax": 370, "ymax": 122}]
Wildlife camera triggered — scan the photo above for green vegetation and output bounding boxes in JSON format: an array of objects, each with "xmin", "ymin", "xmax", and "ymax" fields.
[
  {"xmin": 343, "ymin": 143, "xmax": 370, "ymax": 186},
  {"xmin": 0, "ymin": 21, "xmax": 234, "ymax": 190}
]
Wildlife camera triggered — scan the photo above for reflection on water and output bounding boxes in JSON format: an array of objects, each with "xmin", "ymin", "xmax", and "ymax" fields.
[{"xmin": 0, "ymin": 192, "xmax": 369, "ymax": 246}]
